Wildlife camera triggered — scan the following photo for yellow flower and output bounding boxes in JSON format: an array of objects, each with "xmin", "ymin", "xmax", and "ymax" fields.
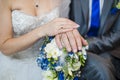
[{"xmin": 116, "ymin": 2, "xmax": 120, "ymax": 9}]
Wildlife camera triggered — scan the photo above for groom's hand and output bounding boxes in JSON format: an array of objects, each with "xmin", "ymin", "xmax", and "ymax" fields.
[{"xmin": 55, "ymin": 29, "xmax": 88, "ymax": 52}]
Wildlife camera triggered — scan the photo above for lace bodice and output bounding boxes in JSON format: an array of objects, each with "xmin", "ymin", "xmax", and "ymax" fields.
[
  {"xmin": 11, "ymin": 8, "xmax": 59, "ymax": 59},
  {"xmin": 12, "ymin": 8, "xmax": 59, "ymax": 36}
]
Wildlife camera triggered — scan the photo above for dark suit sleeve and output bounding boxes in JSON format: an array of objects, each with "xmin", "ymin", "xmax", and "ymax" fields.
[{"xmin": 87, "ymin": 13, "xmax": 120, "ymax": 53}]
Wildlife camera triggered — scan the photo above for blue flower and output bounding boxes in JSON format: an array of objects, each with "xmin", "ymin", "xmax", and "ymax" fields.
[
  {"xmin": 48, "ymin": 36, "xmax": 54, "ymax": 41},
  {"xmin": 52, "ymin": 63, "xmax": 57, "ymax": 67},
  {"xmin": 58, "ymin": 71, "xmax": 64, "ymax": 80},
  {"xmin": 37, "ymin": 58, "xmax": 49, "ymax": 70},
  {"xmin": 68, "ymin": 52, "xmax": 74, "ymax": 56},
  {"xmin": 74, "ymin": 76, "xmax": 79, "ymax": 80},
  {"xmin": 39, "ymin": 51, "xmax": 45, "ymax": 55},
  {"xmin": 41, "ymin": 44, "xmax": 46, "ymax": 50},
  {"xmin": 111, "ymin": 8, "xmax": 119, "ymax": 14},
  {"xmin": 68, "ymin": 52, "xmax": 74, "ymax": 55}
]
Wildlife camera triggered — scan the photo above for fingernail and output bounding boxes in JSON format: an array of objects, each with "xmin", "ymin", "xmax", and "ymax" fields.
[
  {"xmin": 85, "ymin": 40, "xmax": 87, "ymax": 42},
  {"xmin": 67, "ymin": 48, "xmax": 71, "ymax": 52},
  {"xmin": 73, "ymin": 25, "xmax": 80, "ymax": 28},
  {"xmin": 85, "ymin": 40, "xmax": 88, "ymax": 44},
  {"xmin": 78, "ymin": 47, "xmax": 81, "ymax": 50},
  {"xmin": 59, "ymin": 45, "xmax": 63, "ymax": 49},
  {"xmin": 76, "ymin": 25, "xmax": 80, "ymax": 28},
  {"xmin": 73, "ymin": 49, "xmax": 77, "ymax": 53}
]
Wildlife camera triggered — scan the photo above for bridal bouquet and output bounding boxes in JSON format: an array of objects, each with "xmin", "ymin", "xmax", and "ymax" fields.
[{"xmin": 37, "ymin": 37, "xmax": 87, "ymax": 80}]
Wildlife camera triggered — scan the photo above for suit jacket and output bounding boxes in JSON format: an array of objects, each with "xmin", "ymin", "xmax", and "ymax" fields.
[{"xmin": 69, "ymin": 0, "xmax": 120, "ymax": 58}]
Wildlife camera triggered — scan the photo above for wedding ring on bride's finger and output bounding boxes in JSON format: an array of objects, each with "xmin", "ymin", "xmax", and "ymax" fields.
[
  {"xmin": 59, "ymin": 24, "xmax": 65, "ymax": 29},
  {"xmin": 61, "ymin": 27, "xmax": 64, "ymax": 29},
  {"xmin": 60, "ymin": 24, "xmax": 64, "ymax": 29}
]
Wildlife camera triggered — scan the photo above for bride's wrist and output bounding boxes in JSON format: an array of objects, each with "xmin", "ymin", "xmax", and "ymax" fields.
[{"xmin": 36, "ymin": 26, "xmax": 48, "ymax": 38}]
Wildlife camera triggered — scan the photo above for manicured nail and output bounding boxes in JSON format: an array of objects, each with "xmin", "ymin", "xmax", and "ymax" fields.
[
  {"xmin": 78, "ymin": 47, "xmax": 82, "ymax": 50},
  {"xmin": 85, "ymin": 40, "xmax": 87, "ymax": 42},
  {"xmin": 73, "ymin": 49, "xmax": 77, "ymax": 53},
  {"xmin": 85, "ymin": 40, "xmax": 88, "ymax": 45},
  {"xmin": 76, "ymin": 24, "xmax": 80, "ymax": 28},
  {"xmin": 73, "ymin": 25, "xmax": 80, "ymax": 28},
  {"xmin": 67, "ymin": 48, "xmax": 71, "ymax": 52},
  {"xmin": 59, "ymin": 45, "xmax": 63, "ymax": 49},
  {"xmin": 85, "ymin": 45, "xmax": 89, "ymax": 50}
]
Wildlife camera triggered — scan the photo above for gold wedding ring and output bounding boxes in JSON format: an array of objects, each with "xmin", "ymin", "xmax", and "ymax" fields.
[{"xmin": 61, "ymin": 27, "xmax": 63, "ymax": 29}]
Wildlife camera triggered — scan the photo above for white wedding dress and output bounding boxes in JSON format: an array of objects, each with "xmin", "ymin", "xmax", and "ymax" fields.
[{"xmin": 0, "ymin": 0, "xmax": 71, "ymax": 80}]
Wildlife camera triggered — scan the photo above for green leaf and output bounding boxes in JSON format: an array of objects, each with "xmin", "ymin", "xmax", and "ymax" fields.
[
  {"xmin": 62, "ymin": 47, "xmax": 67, "ymax": 54},
  {"xmin": 63, "ymin": 65, "xmax": 69, "ymax": 77}
]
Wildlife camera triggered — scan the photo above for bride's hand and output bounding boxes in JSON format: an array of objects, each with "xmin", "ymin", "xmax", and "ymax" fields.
[{"xmin": 41, "ymin": 18, "xmax": 79, "ymax": 36}]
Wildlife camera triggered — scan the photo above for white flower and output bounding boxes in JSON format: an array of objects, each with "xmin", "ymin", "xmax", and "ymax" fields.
[
  {"xmin": 43, "ymin": 70, "xmax": 57, "ymax": 80},
  {"xmin": 68, "ymin": 68, "xmax": 73, "ymax": 76},
  {"xmin": 46, "ymin": 52, "xmax": 53, "ymax": 58},
  {"xmin": 72, "ymin": 62, "xmax": 81, "ymax": 71},
  {"xmin": 55, "ymin": 66, "xmax": 62, "ymax": 71},
  {"xmin": 44, "ymin": 39, "xmax": 63, "ymax": 59},
  {"xmin": 67, "ymin": 61, "xmax": 81, "ymax": 72}
]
